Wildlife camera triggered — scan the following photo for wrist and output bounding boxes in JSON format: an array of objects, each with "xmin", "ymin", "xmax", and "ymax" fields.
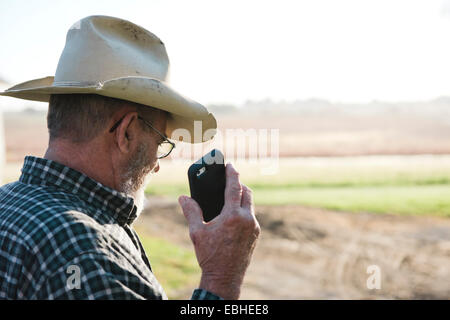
[{"xmin": 199, "ymin": 272, "xmax": 244, "ymax": 300}]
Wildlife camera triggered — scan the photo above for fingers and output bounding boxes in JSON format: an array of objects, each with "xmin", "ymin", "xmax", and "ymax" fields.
[
  {"xmin": 241, "ymin": 184, "xmax": 253, "ymax": 212},
  {"xmin": 224, "ymin": 163, "xmax": 243, "ymax": 209},
  {"xmin": 178, "ymin": 195, "xmax": 203, "ymax": 230}
]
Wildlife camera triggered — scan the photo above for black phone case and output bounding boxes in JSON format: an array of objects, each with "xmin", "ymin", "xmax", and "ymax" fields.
[{"xmin": 188, "ymin": 149, "xmax": 226, "ymax": 222}]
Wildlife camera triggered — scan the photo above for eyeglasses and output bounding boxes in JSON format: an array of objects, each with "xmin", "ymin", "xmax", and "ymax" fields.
[{"xmin": 109, "ymin": 115, "xmax": 176, "ymax": 159}]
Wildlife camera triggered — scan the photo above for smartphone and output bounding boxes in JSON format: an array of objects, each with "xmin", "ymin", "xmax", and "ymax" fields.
[{"xmin": 188, "ymin": 149, "xmax": 226, "ymax": 222}]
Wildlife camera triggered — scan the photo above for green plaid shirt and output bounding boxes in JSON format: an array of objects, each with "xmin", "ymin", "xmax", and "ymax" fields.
[{"xmin": 0, "ymin": 156, "xmax": 221, "ymax": 300}]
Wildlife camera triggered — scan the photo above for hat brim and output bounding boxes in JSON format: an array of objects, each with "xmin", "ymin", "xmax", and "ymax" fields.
[{"xmin": 0, "ymin": 76, "xmax": 217, "ymax": 143}]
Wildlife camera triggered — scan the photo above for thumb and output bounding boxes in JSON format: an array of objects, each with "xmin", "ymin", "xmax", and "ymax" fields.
[{"xmin": 178, "ymin": 196, "xmax": 203, "ymax": 229}]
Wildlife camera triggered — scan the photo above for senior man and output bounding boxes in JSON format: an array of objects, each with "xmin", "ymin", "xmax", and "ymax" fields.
[{"xmin": 0, "ymin": 16, "xmax": 260, "ymax": 300}]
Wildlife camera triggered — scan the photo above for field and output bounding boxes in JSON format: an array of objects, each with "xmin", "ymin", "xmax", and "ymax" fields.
[
  {"xmin": 134, "ymin": 197, "xmax": 450, "ymax": 299},
  {"xmin": 1, "ymin": 109, "xmax": 449, "ymax": 299},
  {"xmin": 138, "ymin": 156, "xmax": 450, "ymax": 299}
]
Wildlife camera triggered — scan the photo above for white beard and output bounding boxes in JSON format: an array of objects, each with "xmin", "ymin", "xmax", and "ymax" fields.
[
  {"xmin": 133, "ymin": 187, "xmax": 145, "ymax": 219},
  {"xmin": 132, "ymin": 173, "xmax": 153, "ymax": 219},
  {"xmin": 120, "ymin": 143, "xmax": 154, "ymax": 220}
]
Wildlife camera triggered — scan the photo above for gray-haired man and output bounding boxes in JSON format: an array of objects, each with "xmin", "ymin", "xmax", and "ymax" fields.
[{"xmin": 0, "ymin": 16, "xmax": 260, "ymax": 300}]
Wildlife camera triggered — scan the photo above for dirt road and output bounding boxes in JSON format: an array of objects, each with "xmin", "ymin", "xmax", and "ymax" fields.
[{"xmin": 136, "ymin": 196, "xmax": 450, "ymax": 299}]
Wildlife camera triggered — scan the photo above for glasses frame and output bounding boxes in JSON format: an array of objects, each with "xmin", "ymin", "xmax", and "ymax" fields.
[{"xmin": 109, "ymin": 115, "xmax": 176, "ymax": 159}]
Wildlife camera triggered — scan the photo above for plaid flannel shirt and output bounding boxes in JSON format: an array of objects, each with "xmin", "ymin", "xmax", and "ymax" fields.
[{"xmin": 0, "ymin": 156, "xmax": 222, "ymax": 300}]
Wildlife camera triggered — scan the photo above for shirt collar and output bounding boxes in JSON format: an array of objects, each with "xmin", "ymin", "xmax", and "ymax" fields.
[{"xmin": 19, "ymin": 156, "xmax": 138, "ymax": 226}]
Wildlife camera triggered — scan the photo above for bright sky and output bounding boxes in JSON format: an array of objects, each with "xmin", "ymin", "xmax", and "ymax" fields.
[{"xmin": 1, "ymin": 0, "xmax": 450, "ymax": 108}]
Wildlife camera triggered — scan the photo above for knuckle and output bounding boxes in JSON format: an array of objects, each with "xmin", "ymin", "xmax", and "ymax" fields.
[
  {"xmin": 231, "ymin": 207, "xmax": 240, "ymax": 215},
  {"xmin": 226, "ymin": 180, "xmax": 242, "ymax": 197},
  {"xmin": 223, "ymin": 207, "xmax": 258, "ymax": 227},
  {"xmin": 231, "ymin": 182, "xmax": 242, "ymax": 193},
  {"xmin": 239, "ymin": 210, "xmax": 257, "ymax": 227},
  {"xmin": 229, "ymin": 169, "xmax": 240, "ymax": 179},
  {"xmin": 247, "ymin": 216, "xmax": 260, "ymax": 234},
  {"xmin": 232, "ymin": 185, "xmax": 243, "ymax": 198},
  {"xmin": 223, "ymin": 203, "xmax": 239, "ymax": 215},
  {"xmin": 224, "ymin": 212, "xmax": 248, "ymax": 228}
]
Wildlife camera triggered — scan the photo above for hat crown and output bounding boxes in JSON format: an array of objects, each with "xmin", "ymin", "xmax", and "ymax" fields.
[{"xmin": 54, "ymin": 15, "xmax": 169, "ymax": 85}]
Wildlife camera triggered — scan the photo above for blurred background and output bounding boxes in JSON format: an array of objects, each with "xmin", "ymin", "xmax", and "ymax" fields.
[{"xmin": 1, "ymin": 0, "xmax": 449, "ymax": 299}]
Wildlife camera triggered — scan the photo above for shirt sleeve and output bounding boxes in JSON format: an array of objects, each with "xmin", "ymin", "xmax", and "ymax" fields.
[
  {"xmin": 191, "ymin": 288, "xmax": 224, "ymax": 300},
  {"xmin": 35, "ymin": 251, "xmax": 165, "ymax": 300}
]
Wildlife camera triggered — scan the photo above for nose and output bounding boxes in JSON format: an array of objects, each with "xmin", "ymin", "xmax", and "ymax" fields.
[{"xmin": 153, "ymin": 160, "xmax": 160, "ymax": 173}]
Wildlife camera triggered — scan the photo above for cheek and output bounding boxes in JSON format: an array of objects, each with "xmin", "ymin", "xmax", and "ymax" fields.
[{"xmin": 147, "ymin": 143, "xmax": 159, "ymax": 169}]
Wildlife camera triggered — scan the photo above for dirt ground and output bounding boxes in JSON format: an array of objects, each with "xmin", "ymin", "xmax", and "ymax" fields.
[
  {"xmin": 2, "ymin": 111, "xmax": 449, "ymax": 299},
  {"xmin": 136, "ymin": 196, "xmax": 450, "ymax": 300}
]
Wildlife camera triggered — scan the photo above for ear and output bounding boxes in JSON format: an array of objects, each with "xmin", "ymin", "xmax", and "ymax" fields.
[{"xmin": 113, "ymin": 111, "xmax": 139, "ymax": 154}]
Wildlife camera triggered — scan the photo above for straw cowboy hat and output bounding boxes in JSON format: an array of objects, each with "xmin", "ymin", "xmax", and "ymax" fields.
[{"xmin": 0, "ymin": 15, "xmax": 217, "ymax": 143}]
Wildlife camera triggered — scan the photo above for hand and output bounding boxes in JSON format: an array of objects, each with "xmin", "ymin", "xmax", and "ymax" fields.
[{"xmin": 178, "ymin": 163, "xmax": 260, "ymax": 300}]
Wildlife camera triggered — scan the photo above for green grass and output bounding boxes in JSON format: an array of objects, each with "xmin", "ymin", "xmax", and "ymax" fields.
[
  {"xmin": 145, "ymin": 157, "xmax": 450, "ymax": 217},
  {"xmin": 252, "ymin": 185, "xmax": 450, "ymax": 217},
  {"xmin": 136, "ymin": 231, "xmax": 200, "ymax": 299},
  {"xmin": 146, "ymin": 183, "xmax": 450, "ymax": 217}
]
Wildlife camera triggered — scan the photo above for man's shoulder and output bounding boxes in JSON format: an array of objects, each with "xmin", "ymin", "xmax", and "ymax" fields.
[
  {"xmin": 0, "ymin": 180, "xmax": 89, "ymax": 222},
  {"xmin": 0, "ymin": 180, "xmax": 82, "ymax": 212},
  {"xmin": 0, "ymin": 181, "xmax": 109, "ymax": 261}
]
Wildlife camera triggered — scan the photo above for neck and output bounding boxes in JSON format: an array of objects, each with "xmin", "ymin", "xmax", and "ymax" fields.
[{"xmin": 44, "ymin": 138, "xmax": 118, "ymax": 191}]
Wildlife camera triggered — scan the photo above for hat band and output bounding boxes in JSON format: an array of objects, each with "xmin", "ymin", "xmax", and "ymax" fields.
[{"xmin": 52, "ymin": 80, "xmax": 98, "ymax": 87}]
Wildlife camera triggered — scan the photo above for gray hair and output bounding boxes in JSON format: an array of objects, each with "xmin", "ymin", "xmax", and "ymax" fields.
[{"xmin": 47, "ymin": 94, "xmax": 162, "ymax": 143}]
